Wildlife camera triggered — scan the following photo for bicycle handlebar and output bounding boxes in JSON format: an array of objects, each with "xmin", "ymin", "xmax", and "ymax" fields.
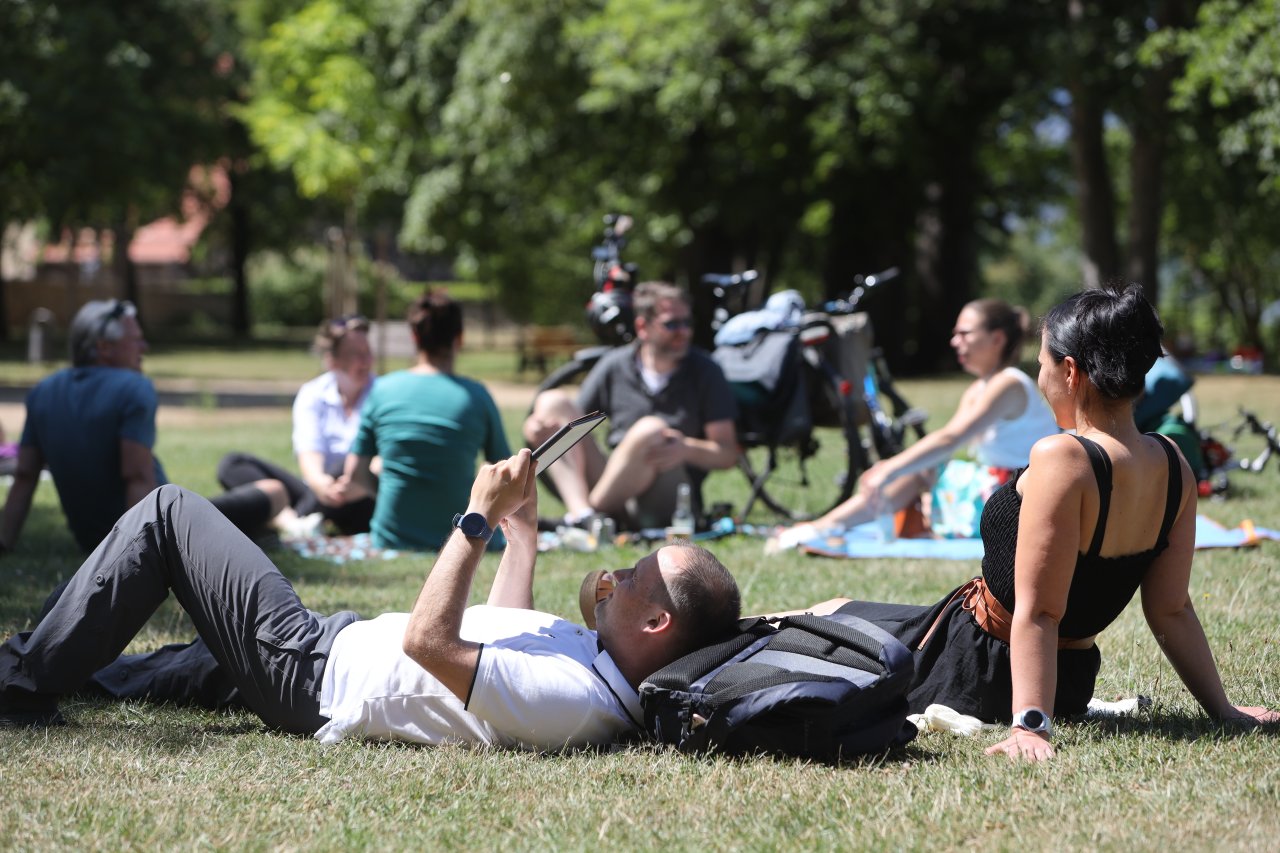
[{"xmin": 700, "ymin": 270, "xmax": 760, "ymax": 289}]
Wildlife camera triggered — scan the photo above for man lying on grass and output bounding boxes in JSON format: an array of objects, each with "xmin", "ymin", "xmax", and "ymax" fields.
[{"xmin": 0, "ymin": 449, "xmax": 741, "ymax": 750}]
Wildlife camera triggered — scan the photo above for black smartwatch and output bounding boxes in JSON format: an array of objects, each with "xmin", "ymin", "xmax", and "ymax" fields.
[
  {"xmin": 1011, "ymin": 707, "xmax": 1053, "ymax": 737},
  {"xmin": 452, "ymin": 512, "xmax": 494, "ymax": 543}
]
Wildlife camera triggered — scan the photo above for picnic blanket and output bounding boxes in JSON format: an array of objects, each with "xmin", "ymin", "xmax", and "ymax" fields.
[
  {"xmin": 281, "ymin": 532, "xmax": 400, "ymax": 564},
  {"xmin": 799, "ymin": 514, "xmax": 1280, "ymax": 560}
]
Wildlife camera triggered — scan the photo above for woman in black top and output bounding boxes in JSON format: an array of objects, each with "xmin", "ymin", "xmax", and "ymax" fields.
[{"xmin": 798, "ymin": 283, "xmax": 1276, "ymax": 761}]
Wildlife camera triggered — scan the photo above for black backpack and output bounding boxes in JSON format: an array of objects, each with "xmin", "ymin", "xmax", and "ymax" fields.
[
  {"xmin": 638, "ymin": 612, "xmax": 918, "ymax": 762},
  {"xmin": 712, "ymin": 330, "xmax": 813, "ymax": 447}
]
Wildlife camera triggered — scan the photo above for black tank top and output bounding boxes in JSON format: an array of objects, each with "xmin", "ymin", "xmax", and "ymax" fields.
[{"xmin": 979, "ymin": 434, "xmax": 1183, "ymax": 638}]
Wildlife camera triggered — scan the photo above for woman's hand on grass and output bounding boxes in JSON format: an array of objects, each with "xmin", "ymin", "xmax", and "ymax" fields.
[{"xmin": 985, "ymin": 728, "xmax": 1055, "ymax": 762}]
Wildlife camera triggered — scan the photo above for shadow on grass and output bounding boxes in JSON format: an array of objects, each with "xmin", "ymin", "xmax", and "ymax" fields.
[{"xmin": 1073, "ymin": 708, "xmax": 1280, "ymax": 744}]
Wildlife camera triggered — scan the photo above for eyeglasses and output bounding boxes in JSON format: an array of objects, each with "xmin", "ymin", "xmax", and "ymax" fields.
[{"xmin": 660, "ymin": 318, "xmax": 692, "ymax": 332}]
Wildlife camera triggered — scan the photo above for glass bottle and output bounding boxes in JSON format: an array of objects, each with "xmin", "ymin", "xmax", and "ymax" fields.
[{"xmin": 669, "ymin": 482, "xmax": 695, "ymax": 537}]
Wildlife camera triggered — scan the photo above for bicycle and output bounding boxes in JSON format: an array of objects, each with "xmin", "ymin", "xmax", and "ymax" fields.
[
  {"xmin": 531, "ymin": 215, "xmax": 926, "ymax": 523},
  {"xmin": 701, "ymin": 268, "xmax": 927, "ymax": 521},
  {"xmin": 1198, "ymin": 407, "xmax": 1280, "ymax": 497},
  {"xmin": 535, "ymin": 213, "xmax": 639, "ymax": 394}
]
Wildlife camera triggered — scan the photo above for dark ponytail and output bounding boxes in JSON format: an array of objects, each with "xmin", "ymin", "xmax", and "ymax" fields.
[
  {"xmin": 1041, "ymin": 281, "xmax": 1164, "ymax": 399},
  {"xmin": 407, "ymin": 288, "xmax": 463, "ymax": 358}
]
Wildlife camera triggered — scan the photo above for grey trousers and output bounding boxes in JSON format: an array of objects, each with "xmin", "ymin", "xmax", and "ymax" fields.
[{"xmin": 0, "ymin": 485, "xmax": 360, "ymax": 734}]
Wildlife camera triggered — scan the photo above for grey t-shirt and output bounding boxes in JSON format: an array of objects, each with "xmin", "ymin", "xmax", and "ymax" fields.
[{"xmin": 578, "ymin": 344, "xmax": 737, "ymax": 458}]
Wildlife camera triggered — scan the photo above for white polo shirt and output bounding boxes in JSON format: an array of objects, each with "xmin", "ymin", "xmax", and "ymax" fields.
[
  {"xmin": 291, "ymin": 371, "xmax": 373, "ymax": 470},
  {"xmin": 315, "ymin": 606, "xmax": 644, "ymax": 750}
]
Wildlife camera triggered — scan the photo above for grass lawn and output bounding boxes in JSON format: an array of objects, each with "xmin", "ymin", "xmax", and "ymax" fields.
[{"xmin": 2, "ymin": 375, "xmax": 1279, "ymax": 850}]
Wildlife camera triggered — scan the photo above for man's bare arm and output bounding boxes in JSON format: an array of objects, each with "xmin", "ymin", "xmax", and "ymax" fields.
[
  {"xmin": 679, "ymin": 419, "xmax": 739, "ymax": 471},
  {"xmin": 1, "ymin": 445, "xmax": 44, "ymax": 551},
  {"xmin": 403, "ymin": 450, "xmax": 536, "ymax": 701},
  {"xmin": 487, "ymin": 468, "xmax": 540, "ymax": 609},
  {"xmin": 119, "ymin": 439, "xmax": 158, "ymax": 510}
]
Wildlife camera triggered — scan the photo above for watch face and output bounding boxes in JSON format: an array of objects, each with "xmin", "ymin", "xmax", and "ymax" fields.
[
  {"xmin": 1018, "ymin": 709, "xmax": 1047, "ymax": 731},
  {"xmin": 456, "ymin": 512, "xmax": 490, "ymax": 541}
]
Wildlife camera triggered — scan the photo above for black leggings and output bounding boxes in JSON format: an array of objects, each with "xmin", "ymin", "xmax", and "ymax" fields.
[{"xmin": 216, "ymin": 452, "xmax": 374, "ymax": 535}]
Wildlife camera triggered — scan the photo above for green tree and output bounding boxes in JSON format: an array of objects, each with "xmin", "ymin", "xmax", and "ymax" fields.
[
  {"xmin": 1161, "ymin": 0, "xmax": 1280, "ymax": 191},
  {"xmin": 236, "ymin": 0, "xmax": 402, "ymax": 317},
  {"xmin": 0, "ymin": 0, "xmax": 230, "ymax": 326}
]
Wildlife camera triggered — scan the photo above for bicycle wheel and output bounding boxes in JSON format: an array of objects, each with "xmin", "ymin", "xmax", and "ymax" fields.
[{"xmin": 735, "ymin": 377, "xmax": 870, "ymax": 523}]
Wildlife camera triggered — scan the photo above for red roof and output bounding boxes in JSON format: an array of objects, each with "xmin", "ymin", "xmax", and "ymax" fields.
[{"xmin": 37, "ymin": 164, "xmax": 231, "ymax": 266}]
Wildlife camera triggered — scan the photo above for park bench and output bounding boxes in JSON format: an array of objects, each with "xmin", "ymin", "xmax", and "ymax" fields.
[{"xmin": 517, "ymin": 324, "xmax": 583, "ymax": 375}]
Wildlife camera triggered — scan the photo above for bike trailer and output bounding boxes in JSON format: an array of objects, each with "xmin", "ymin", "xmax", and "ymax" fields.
[{"xmin": 638, "ymin": 612, "xmax": 918, "ymax": 762}]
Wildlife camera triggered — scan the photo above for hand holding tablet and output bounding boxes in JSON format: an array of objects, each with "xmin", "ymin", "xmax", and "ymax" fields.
[{"xmin": 531, "ymin": 411, "xmax": 606, "ymax": 474}]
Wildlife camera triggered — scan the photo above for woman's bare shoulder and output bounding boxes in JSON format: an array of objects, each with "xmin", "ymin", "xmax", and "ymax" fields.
[{"xmin": 1026, "ymin": 433, "xmax": 1093, "ymax": 480}]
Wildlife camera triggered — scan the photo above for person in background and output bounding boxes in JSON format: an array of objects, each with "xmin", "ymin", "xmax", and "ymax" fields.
[
  {"xmin": 214, "ymin": 314, "xmax": 377, "ymax": 539},
  {"xmin": 0, "ymin": 300, "xmax": 288, "ymax": 555},
  {"xmin": 800, "ymin": 283, "xmax": 1276, "ymax": 760},
  {"xmin": 522, "ymin": 282, "xmax": 738, "ymax": 531},
  {"xmin": 774, "ymin": 298, "xmax": 1058, "ymax": 549},
  {"xmin": 344, "ymin": 290, "xmax": 510, "ymax": 551}
]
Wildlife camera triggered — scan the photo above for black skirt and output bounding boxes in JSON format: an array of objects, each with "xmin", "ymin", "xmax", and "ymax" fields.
[{"xmin": 836, "ymin": 581, "xmax": 1102, "ymax": 723}]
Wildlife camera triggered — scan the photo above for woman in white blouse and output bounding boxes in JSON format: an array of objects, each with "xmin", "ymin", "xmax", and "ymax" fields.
[{"xmin": 215, "ymin": 315, "xmax": 378, "ymax": 537}]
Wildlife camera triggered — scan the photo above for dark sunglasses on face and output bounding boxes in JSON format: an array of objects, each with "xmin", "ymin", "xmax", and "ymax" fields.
[{"xmin": 660, "ymin": 318, "xmax": 692, "ymax": 332}]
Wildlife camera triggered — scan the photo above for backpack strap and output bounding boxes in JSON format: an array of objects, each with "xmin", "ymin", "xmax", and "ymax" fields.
[
  {"xmin": 1069, "ymin": 434, "xmax": 1112, "ymax": 558},
  {"xmin": 1148, "ymin": 433, "xmax": 1184, "ymax": 547}
]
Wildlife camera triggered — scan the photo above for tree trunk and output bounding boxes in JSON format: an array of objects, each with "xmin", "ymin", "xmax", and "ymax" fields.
[
  {"xmin": 913, "ymin": 168, "xmax": 978, "ymax": 374},
  {"xmin": 0, "ymin": 276, "xmax": 9, "ymax": 342},
  {"xmin": 1067, "ymin": 0, "xmax": 1120, "ymax": 290},
  {"xmin": 1125, "ymin": 0, "xmax": 1190, "ymax": 304},
  {"xmin": 228, "ymin": 165, "xmax": 251, "ymax": 338},
  {"xmin": 113, "ymin": 215, "xmax": 140, "ymax": 316},
  {"xmin": 678, "ymin": 223, "xmax": 737, "ymax": 352}
]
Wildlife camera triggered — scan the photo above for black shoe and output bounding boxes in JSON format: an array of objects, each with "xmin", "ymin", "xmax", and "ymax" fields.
[
  {"xmin": 0, "ymin": 706, "xmax": 67, "ymax": 728},
  {"xmin": 0, "ymin": 690, "xmax": 66, "ymax": 728}
]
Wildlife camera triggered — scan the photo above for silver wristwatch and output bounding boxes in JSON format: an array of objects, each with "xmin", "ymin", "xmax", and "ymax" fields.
[{"xmin": 1011, "ymin": 707, "xmax": 1053, "ymax": 737}]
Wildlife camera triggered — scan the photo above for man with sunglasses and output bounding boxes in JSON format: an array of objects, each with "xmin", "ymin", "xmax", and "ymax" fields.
[
  {"xmin": 524, "ymin": 282, "xmax": 738, "ymax": 530},
  {"xmin": 1, "ymin": 300, "xmax": 287, "ymax": 555}
]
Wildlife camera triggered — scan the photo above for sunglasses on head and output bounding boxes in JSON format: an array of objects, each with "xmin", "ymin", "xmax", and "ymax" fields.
[
  {"xmin": 96, "ymin": 300, "xmax": 134, "ymax": 339},
  {"xmin": 329, "ymin": 313, "xmax": 369, "ymax": 333}
]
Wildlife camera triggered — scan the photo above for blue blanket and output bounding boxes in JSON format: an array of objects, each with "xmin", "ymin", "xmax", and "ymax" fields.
[{"xmin": 800, "ymin": 515, "xmax": 1280, "ymax": 560}]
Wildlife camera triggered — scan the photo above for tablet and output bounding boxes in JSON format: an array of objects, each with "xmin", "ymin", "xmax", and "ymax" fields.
[{"xmin": 532, "ymin": 411, "xmax": 607, "ymax": 474}]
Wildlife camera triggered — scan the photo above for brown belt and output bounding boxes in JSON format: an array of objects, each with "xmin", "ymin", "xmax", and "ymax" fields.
[{"xmin": 917, "ymin": 577, "xmax": 1094, "ymax": 651}]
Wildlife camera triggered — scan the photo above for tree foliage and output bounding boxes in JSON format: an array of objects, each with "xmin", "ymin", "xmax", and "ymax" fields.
[
  {"xmin": 1155, "ymin": 0, "xmax": 1280, "ymax": 192},
  {"xmin": 7, "ymin": 0, "xmax": 1280, "ymax": 363},
  {"xmin": 0, "ymin": 0, "xmax": 230, "ymax": 227}
]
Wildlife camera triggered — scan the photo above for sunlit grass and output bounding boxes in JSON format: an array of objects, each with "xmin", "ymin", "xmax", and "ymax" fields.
[{"xmin": 2, "ymin": 376, "xmax": 1279, "ymax": 850}]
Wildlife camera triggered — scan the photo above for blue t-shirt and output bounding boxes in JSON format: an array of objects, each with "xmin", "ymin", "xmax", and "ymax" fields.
[
  {"xmin": 21, "ymin": 367, "xmax": 168, "ymax": 552},
  {"xmin": 350, "ymin": 371, "xmax": 510, "ymax": 551}
]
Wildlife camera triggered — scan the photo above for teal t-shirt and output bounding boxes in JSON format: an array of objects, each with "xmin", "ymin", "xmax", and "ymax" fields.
[{"xmin": 350, "ymin": 371, "xmax": 511, "ymax": 551}]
